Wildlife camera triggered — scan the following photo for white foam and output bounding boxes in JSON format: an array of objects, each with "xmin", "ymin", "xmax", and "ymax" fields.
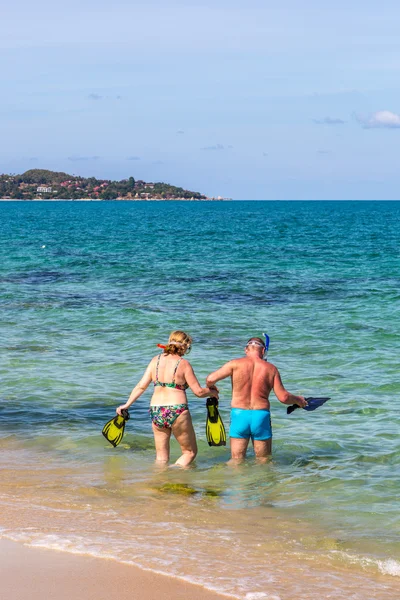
[
  {"xmin": 245, "ymin": 594, "xmax": 281, "ymax": 600},
  {"xmin": 376, "ymin": 559, "xmax": 400, "ymax": 577},
  {"xmin": 334, "ymin": 551, "xmax": 400, "ymax": 577}
]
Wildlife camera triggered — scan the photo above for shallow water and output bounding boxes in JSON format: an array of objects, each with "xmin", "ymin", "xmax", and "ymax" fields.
[{"xmin": 1, "ymin": 200, "xmax": 399, "ymax": 599}]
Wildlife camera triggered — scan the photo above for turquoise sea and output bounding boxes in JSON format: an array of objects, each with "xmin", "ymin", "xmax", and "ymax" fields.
[{"xmin": 1, "ymin": 200, "xmax": 399, "ymax": 599}]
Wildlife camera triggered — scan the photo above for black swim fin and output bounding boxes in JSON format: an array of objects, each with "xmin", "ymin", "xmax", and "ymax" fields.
[
  {"xmin": 287, "ymin": 397, "xmax": 331, "ymax": 415},
  {"xmin": 206, "ymin": 398, "xmax": 226, "ymax": 447},
  {"xmin": 102, "ymin": 409, "xmax": 130, "ymax": 447}
]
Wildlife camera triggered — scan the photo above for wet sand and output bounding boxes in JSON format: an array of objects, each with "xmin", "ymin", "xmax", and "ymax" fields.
[{"xmin": 0, "ymin": 539, "xmax": 227, "ymax": 600}]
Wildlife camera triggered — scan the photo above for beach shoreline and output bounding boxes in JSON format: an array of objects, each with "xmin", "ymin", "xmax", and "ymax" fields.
[{"xmin": 0, "ymin": 539, "xmax": 228, "ymax": 600}]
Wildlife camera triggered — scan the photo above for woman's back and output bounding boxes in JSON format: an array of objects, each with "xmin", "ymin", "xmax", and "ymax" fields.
[{"xmin": 151, "ymin": 353, "xmax": 189, "ymax": 405}]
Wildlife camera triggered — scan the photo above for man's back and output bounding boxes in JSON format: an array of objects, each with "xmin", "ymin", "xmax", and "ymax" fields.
[
  {"xmin": 230, "ymin": 356, "xmax": 276, "ymax": 410},
  {"xmin": 206, "ymin": 336, "xmax": 306, "ymax": 460}
]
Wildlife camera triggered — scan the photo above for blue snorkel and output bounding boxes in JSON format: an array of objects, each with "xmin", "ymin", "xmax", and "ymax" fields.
[{"xmin": 263, "ymin": 333, "xmax": 270, "ymax": 360}]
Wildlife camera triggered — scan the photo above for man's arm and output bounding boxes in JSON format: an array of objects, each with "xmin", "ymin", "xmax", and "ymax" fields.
[
  {"xmin": 206, "ymin": 361, "xmax": 234, "ymax": 387},
  {"xmin": 273, "ymin": 368, "xmax": 307, "ymax": 408}
]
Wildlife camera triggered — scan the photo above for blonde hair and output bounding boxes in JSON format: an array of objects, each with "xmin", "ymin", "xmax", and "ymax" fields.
[{"xmin": 164, "ymin": 330, "xmax": 192, "ymax": 356}]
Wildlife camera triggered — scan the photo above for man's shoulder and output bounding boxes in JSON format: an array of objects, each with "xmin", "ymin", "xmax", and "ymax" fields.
[
  {"xmin": 228, "ymin": 357, "xmax": 278, "ymax": 370},
  {"xmin": 231, "ymin": 356, "xmax": 263, "ymax": 367},
  {"xmin": 257, "ymin": 359, "xmax": 278, "ymax": 375},
  {"xmin": 219, "ymin": 357, "xmax": 243, "ymax": 371},
  {"xmin": 264, "ymin": 359, "xmax": 277, "ymax": 367},
  {"xmin": 231, "ymin": 356, "xmax": 248, "ymax": 365}
]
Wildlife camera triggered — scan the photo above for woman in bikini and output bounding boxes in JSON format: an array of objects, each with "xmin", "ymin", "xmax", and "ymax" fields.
[{"xmin": 116, "ymin": 330, "xmax": 218, "ymax": 467}]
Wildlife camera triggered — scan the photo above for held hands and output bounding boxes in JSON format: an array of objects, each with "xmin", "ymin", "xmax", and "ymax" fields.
[{"xmin": 208, "ymin": 384, "xmax": 219, "ymax": 399}]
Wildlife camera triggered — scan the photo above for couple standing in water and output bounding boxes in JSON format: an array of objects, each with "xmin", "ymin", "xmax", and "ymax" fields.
[{"xmin": 116, "ymin": 330, "xmax": 307, "ymax": 466}]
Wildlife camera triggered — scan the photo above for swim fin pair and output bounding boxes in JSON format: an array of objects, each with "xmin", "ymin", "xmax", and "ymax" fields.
[
  {"xmin": 287, "ymin": 397, "xmax": 331, "ymax": 415},
  {"xmin": 206, "ymin": 398, "xmax": 226, "ymax": 446},
  {"xmin": 102, "ymin": 409, "xmax": 130, "ymax": 447}
]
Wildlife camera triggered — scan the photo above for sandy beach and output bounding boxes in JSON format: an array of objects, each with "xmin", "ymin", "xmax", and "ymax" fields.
[{"xmin": 0, "ymin": 539, "xmax": 227, "ymax": 600}]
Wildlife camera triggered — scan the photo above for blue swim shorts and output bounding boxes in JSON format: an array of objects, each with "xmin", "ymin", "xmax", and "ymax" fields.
[{"xmin": 229, "ymin": 408, "xmax": 272, "ymax": 441}]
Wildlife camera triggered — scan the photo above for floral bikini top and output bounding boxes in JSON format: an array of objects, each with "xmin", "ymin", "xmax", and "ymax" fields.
[{"xmin": 153, "ymin": 354, "xmax": 189, "ymax": 391}]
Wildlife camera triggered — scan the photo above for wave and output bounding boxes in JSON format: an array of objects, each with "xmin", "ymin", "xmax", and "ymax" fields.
[{"xmin": 334, "ymin": 551, "xmax": 400, "ymax": 577}]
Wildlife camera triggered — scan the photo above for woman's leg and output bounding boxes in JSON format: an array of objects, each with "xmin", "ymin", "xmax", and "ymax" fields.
[
  {"xmin": 171, "ymin": 410, "xmax": 197, "ymax": 467},
  {"xmin": 152, "ymin": 422, "xmax": 172, "ymax": 463}
]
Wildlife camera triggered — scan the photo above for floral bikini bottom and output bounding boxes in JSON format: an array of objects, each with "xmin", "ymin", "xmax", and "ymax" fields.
[{"xmin": 150, "ymin": 404, "xmax": 188, "ymax": 429}]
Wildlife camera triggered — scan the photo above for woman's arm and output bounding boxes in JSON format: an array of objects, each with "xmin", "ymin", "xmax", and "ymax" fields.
[
  {"xmin": 184, "ymin": 362, "xmax": 219, "ymax": 398},
  {"xmin": 116, "ymin": 361, "xmax": 153, "ymax": 415}
]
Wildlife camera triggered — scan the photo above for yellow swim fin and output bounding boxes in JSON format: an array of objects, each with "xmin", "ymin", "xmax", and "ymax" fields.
[
  {"xmin": 102, "ymin": 409, "xmax": 130, "ymax": 447},
  {"xmin": 206, "ymin": 398, "xmax": 226, "ymax": 447}
]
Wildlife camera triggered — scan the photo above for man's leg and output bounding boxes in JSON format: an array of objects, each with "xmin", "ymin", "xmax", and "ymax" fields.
[
  {"xmin": 230, "ymin": 437, "xmax": 250, "ymax": 462},
  {"xmin": 253, "ymin": 438, "xmax": 272, "ymax": 462},
  {"xmin": 229, "ymin": 408, "xmax": 251, "ymax": 462},
  {"xmin": 251, "ymin": 410, "xmax": 272, "ymax": 461}
]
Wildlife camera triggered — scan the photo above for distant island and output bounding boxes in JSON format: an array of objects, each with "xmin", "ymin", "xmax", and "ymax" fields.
[{"xmin": 0, "ymin": 169, "xmax": 211, "ymax": 200}]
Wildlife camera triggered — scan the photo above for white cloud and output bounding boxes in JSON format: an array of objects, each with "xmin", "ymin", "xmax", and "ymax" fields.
[{"xmin": 359, "ymin": 110, "xmax": 400, "ymax": 129}]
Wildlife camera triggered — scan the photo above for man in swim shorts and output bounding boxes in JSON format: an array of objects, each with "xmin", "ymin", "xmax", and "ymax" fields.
[{"xmin": 206, "ymin": 337, "xmax": 307, "ymax": 460}]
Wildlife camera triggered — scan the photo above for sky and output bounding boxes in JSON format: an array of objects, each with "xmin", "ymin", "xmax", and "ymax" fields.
[{"xmin": 2, "ymin": 0, "xmax": 400, "ymax": 199}]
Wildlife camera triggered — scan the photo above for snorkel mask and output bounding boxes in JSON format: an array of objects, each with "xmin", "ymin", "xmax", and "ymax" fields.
[{"xmin": 245, "ymin": 333, "xmax": 270, "ymax": 360}]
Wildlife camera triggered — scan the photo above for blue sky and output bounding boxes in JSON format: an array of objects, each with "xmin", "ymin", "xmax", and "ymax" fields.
[{"xmin": 2, "ymin": 0, "xmax": 400, "ymax": 199}]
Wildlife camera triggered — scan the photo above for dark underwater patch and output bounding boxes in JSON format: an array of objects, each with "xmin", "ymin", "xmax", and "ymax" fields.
[{"xmin": 1, "ymin": 271, "xmax": 83, "ymax": 285}]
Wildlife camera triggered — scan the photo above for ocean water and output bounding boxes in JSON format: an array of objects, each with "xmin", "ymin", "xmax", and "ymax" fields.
[{"xmin": 1, "ymin": 200, "xmax": 399, "ymax": 599}]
